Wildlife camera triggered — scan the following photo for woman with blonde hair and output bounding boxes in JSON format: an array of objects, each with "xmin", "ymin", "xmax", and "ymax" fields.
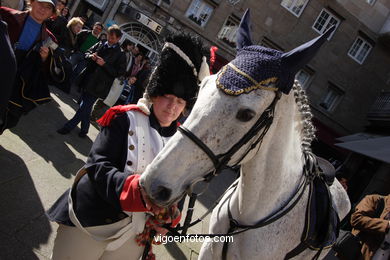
[{"xmin": 62, "ymin": 17, "xmax": 83, "ymax": 57}]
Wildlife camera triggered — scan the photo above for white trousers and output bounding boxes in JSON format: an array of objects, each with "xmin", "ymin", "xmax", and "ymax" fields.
[{"xmin": 51, "ymin": 224, "xmax": 144, "ymax": 260}]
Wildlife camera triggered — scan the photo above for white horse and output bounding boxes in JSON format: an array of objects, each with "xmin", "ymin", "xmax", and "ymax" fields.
[{"xmin": 140, "ymin": 10, "xmax": 350, "ymax": 259}]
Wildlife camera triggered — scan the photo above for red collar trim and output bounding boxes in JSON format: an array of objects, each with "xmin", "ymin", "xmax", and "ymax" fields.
[{"xmin": 96, "ymin": 105, "xmax": 147, "ymax": 127}]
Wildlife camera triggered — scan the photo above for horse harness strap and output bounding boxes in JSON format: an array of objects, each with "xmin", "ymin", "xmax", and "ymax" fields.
[
  {"xmin": 221, "ymin": 170, "xmax": 309, "ymax": 260},
  {"xmin": 178, "ymin": 91, "xmax": 281, "ymax": 183}
]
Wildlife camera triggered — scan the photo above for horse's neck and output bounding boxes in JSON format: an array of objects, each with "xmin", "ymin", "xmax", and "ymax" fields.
[{"xmin": 236, "ymin": 94, "xmax": 305, "ymax": 224}]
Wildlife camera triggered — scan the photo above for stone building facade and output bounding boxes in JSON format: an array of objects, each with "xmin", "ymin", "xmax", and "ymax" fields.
[{"xmin": 69, "ymin": 0, "xmax": 390, "ymax": 161}]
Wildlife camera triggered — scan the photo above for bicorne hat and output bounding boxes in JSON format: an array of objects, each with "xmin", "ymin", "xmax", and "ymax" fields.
[{"xmin": 145, "ymin": 33, "xmax": 209, "ymax": 108}]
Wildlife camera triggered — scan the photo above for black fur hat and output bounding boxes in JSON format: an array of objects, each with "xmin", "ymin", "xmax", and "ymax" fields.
[{"xmin": 145, "ymin": 33, "xmax": 206, "ymax": 108}]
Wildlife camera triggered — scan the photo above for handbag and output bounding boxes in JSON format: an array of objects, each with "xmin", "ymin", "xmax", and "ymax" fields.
[
  {"xmin": 103, "ymin": 78, "xmax": 125, "ymax": 107},
  {"xmin": 333, "ymin": 231, "xmax": 362, "ymax": 259},
  {"xmin": 49, "ymin": 48, "xmax": 73, "ymax": 93}
]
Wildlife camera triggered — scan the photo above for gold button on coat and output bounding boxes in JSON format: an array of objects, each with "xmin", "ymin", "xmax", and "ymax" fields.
[
  {"xmin": 127, "ymin": 161, "xmax": 133, "ymax": 166},
  {"xmin": 129, "ymin": 145, "xmax": 135, "ymax": 150},
  {"xmin": 128, "ymin": 130, "xmax": 134, "ymax": 136}
]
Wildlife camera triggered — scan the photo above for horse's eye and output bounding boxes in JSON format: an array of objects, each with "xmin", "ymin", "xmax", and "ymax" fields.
[{"xmin": 236, "ymin": 108, "xmax": 256, "ymax": 122}]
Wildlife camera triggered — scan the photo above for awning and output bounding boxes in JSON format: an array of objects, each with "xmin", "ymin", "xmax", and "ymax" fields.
[
  {"xmin": 335, "ymin": 136, "xmax": 390, "ymax": 164},
  {"xmin": 335, "ymin": 132, "xmax": 385, "ymax": 142}
]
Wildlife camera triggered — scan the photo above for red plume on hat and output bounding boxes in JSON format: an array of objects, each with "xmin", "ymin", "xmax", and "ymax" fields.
[{"xmin": 209, "ymin": 46, "xmax": 218, "ymax": 75}]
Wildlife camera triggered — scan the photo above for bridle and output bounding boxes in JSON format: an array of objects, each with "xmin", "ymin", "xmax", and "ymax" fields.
[
  {"xmin": 169, "ymin": 88, "xmax": 317, "ymax": 259},
  {"xmin": 178, "ymin": 90, "xmax": 282, "ymax": 186}
]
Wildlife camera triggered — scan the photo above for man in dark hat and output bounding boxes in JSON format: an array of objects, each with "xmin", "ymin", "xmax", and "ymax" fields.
[
  {"xmin": 47, "ymin": 32, "xmax": 208, "ymax": 259},
  {"xmin": 0, "ymin": 0, "xmax": 57, "ymax": 134}
]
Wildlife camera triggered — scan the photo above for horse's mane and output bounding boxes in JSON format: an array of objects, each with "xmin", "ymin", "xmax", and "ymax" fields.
[{"xmin": 291, "ymin": 80, "xmax": 316, "ymax": 154}]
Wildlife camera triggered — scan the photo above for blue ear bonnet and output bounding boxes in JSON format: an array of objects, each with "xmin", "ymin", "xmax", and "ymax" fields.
[
  {"xmin": 216, "ymin": 9, "xmax": 334, "ymax": 96},
  {"xmin": 217, "ymin": 46, "xmax": 283, "ymax": 96}
]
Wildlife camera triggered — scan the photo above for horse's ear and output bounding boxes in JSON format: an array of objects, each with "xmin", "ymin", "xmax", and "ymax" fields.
[
  {"xmin": 236, "ymin": 9, "xmax": 253, "ymax": 50},
  {"xmin": 279, "ymin": 26, "xmax": 335, "ymax": 94}
]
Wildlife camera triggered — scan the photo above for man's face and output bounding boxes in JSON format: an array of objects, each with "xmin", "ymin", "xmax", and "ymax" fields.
[
  {"xmin": 92, "ymin": 24, "xmax": 103, "ymax": 36},
  {"xmin": 107, "ymin": 33, "xmax": 121, "ymax": 45},
  {"xmin": 132, "ymin": 46, "xmax": 139, "ymax": 55},
  {"xmin": 30, "ymin": 1, "xmax": 54, "ymax": 24},
  {"xmin": 127, "ymin": 44, "xmax": 134, "ymax": 52}
]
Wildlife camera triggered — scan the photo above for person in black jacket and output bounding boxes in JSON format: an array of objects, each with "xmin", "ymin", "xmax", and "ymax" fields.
[
  {"xmin": 0, "ymin": 16, "xmax": 17, "ymax": 127},
  {"xmin": 60, "ymin": 16, "xmax": 83, "ymax": 57},
  {"xmin": 57, "ymin": 24, "xmax": 126, "ymax": 137},
  {"xmin": 45, "ymin": 0, "xmax": 67, "ymax": 44},
  {"xmin": 0, "ymin": 0, "xmax": 56, "ymax": 134},
  {"xmin": 69, "ymin": 21, "xmax": 103, "ymax": 83}
]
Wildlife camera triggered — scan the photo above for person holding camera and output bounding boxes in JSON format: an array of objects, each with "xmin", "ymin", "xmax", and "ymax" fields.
[
  {"xmin": 57, "ymin": 25, "xmax": 126, "ymax": 138},
  {"xmin": 0, "ymin": 0, "xmax": 57, "ymax": 134}
]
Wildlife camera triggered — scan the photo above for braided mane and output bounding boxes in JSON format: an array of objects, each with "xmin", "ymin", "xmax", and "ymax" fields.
[{"xmin": 291, "ymin": 80, "xmax": 316, "ymax": 155}]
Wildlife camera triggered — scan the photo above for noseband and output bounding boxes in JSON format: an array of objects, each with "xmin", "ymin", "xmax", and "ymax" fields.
[{"xmin": 178, "ymin": 91, "xmax": 281, "ymax": 184}]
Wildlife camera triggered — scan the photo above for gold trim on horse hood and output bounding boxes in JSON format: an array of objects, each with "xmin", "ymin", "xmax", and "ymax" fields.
[{"xmin": 216, "ymin": 63, "xmax": 278, "ymax": 96}]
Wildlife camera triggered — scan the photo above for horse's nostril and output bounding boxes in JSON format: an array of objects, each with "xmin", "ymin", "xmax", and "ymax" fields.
[{"xmin": 154, "ymin": 186, "xmax": 172, "ymax": 202}]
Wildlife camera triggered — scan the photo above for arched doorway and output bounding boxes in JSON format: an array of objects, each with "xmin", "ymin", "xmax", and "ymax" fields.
[{"xmin": 120, "ymin": 22, "xmax": 161, "ymax": 68}]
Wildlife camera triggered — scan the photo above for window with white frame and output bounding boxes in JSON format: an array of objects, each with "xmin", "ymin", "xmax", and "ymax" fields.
[
  {"xmin": 281, "ymin": 0, "xmax": 309, "ymax": 17},
  {"xmin": 319, "ymin": 84, "xmax": 343, "ymax": 112},
  {"xmin": 312, "ymin": 9, "xmax": 340, "ymax": 39},
  {"xmin": 185, "ymin": 0, "xmax": 214, "ymax": 27},
  {"xmin": 217, "ymin": 16, "xmax": 239, "ymax": 48},
  {"xmin": 366, "ymin": 0, "xmax": 376, "ymax": 5},
  {"xmin": 348, "ymin": 36, "xmax": 372, "ymax": 64},
  {"xmin": 295, "ymin": 69, "xmax": 313, "ymax": 89}
]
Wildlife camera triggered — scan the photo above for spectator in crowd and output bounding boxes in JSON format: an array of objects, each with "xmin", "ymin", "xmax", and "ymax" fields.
[
  {"xmin": 47, "ymin": 32, "xmax": 206, "ymax": 260},
  {"xmin": 60, "ymin": 5, "xmax": 68, "ymax": 20},
  {"xmin": 117, "ymin": 76, "xmax": 137, "ymax": 105},
  {"xmin": 89, "ymin": 39, "xmax": 134, "ymax": 120},
  {"xmin": 129, "ymin": 52, "xmax": 144, "ymax": 77},
  {"xmin": 70, "ymin": 21, "xmax": 103, "ymax": 83},
  {"xmin": 98, "ymin": 31, "xmax": 107, "ymax": 43},
  {"xmin": 126, "ymin": 43, "xmax": 139, "ymax": 70},
  {"xmin": 60, "ymin": 17, "xmax": 83, "ymax": 57},
  {"xmin": 121, "ymin": 39, "xmax": 133, "ymax": 65},
  {"xmin": 350, "ymin": 193, "xmax": 390, "ymax": 260},
  {"xmin": 0, "ymin": 0, "xmax": 56, "ymax": 133},
  {"xmin": 133, "ymin": 56, "xmax": 151, "ymax": 104},
  {"xmin": 57, "ymin": 24, "xmax": 126, "ymax": 137},
  {"xmin": 45, "ymin": 0, "xmax": 68, "ymax": 44},
  {"xmin": 0, "ymin": 11, "xmax": 17, "ymax": 127}
]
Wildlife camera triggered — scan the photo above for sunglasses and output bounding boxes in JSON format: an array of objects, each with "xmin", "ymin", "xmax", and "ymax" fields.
[{"xmin": 60, "ymin": 1, "xmax": 67, "ymax": 5}]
